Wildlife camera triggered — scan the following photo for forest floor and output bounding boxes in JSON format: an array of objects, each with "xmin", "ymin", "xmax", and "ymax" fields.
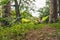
[
  {"xmin": 25, "ymin": 26, "xmax": 60, "ymax": 40},
  {"xmin": 0, "ymin": 22, "xmax": 60, "ymax": 40}
]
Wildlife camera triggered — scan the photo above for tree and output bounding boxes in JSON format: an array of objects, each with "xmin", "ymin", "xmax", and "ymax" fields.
[
  {"xmin": 2, "ymin": 0, "xmax": 11, "ymax": 18},
  {"xmin": 58, "ymin": 0, "xmax": 60, "ymax": 16},
  {"xmin": 0, "ymin": 0, "xmax": 35, "ymax": 22},
  {"xmin": 0, "ymin": 0, "xmax": 11, "ymax": 26},
  {"xmin": 14, "ymin": 0, "xmax": 21, "ymax": 22},
  {"xmin": 1, "ymin": 0, "xmax": 11, "ymax": 26},
  {"xmin": 49, "ymin": 0, "xmax": 57, "ymax": 23},
  {"xmin": 12, "ymin": 0, "xmax": 35, "ymax": 22}
]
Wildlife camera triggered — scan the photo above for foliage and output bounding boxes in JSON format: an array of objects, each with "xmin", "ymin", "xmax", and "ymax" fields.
[
  {"xmin": 21, "ymin": 11, "xmax": 32, "ymax": 18},
  {"xmin": 0, "ymin": 0, "xmax": 8, "ymax": 5},
  {"xmin": 38, "ymin": 0, "xmax": 50, "ymax": 17},
  {"xmin": 20, "ymin": 0, "xmax": 35, "ymax": 11},
  {"xmin": 0, "ymin": 21, "xmax": 60, "ymax": 40},
  {"xmin": 0, "ymin": 0, "xmax": 60, "ymax": 40},
  {"xmin": 0, "ymin": 18, "xmax": 6, "ymax": 22}
]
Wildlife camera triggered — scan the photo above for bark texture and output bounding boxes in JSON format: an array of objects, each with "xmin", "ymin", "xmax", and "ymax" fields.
[
  {"xmin": 49, "ymin": 0, "xmax": 57, "ymax": 23},
  {"xmin": 14, "ymin": 0, "xmax": 21, "ymax": 22},
  {"xmin": 58, "ymin": 0, "xmax": 60, "ymax": 16}
]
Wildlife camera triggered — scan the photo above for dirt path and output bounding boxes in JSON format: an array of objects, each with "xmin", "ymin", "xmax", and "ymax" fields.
[{"xmin": 26, "ymin": 26, "xmax": 59, "ymax": 40}]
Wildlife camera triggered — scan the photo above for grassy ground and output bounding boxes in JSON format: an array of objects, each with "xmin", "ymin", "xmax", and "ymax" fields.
[{"xmin": 0, "ymin": 22, "xmax": 60, "ymax": 40}]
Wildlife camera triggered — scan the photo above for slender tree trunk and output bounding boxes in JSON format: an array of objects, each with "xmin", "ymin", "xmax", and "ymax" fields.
[
  {"xmin": 49, "ymin": 0, "xmax": 57, "ymax": 23},
  {"xmin": 14, "ymin": 0, "xmax": 21, "ymax": 22},
  {"xmin": 58, "ymin": 0, "xmax": 60, "ymax": 16}
]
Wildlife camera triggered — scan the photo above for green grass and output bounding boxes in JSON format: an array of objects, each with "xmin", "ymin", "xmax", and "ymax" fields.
[{"xmin": 0, "ymin": 22, "xmax": 60, "ymax": 40}]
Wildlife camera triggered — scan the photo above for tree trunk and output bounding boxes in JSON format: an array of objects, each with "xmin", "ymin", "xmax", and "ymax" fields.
[
  {"xmin": 49, "ymin": 0, "xmax": 57, "ymax": 23},
  {"xmin": 2, "ymin": 1, "xmax": 11, "ymax": 18},
  {"xmin": 58, "ymin": 0, "xmax": 60, "ymax": 16},
  {"xmin": 14, "ymin": 0, "xmax": 21, "ymax": 22},
  {"xmin": 2, "ymin": 1, "xmax": 11, "ymax": 26}
]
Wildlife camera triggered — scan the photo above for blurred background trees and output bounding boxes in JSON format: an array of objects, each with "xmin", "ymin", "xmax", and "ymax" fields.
[
  {"xmin": 0, "ymin": 0, "xmax": 60, "ymax": 25},
  {"xmin": 0, "ymin": 0, "xmax": 35, "ymax": 26}
]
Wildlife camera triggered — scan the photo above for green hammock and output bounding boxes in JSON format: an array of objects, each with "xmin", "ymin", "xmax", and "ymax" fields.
[{"xmin": 42, "ymin": 16, "xmax": 49, "ymax": 22}]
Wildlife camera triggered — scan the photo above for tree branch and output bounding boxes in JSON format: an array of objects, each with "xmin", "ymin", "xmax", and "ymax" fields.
[{"xmin": 18, "ymin": 0, "xmax": 21, "ymax": 6}]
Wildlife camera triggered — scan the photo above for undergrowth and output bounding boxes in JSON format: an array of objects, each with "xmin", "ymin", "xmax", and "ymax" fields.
[{"xmin": 0, "ymin": 22, "xmax": 60, "ymax": 40}]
